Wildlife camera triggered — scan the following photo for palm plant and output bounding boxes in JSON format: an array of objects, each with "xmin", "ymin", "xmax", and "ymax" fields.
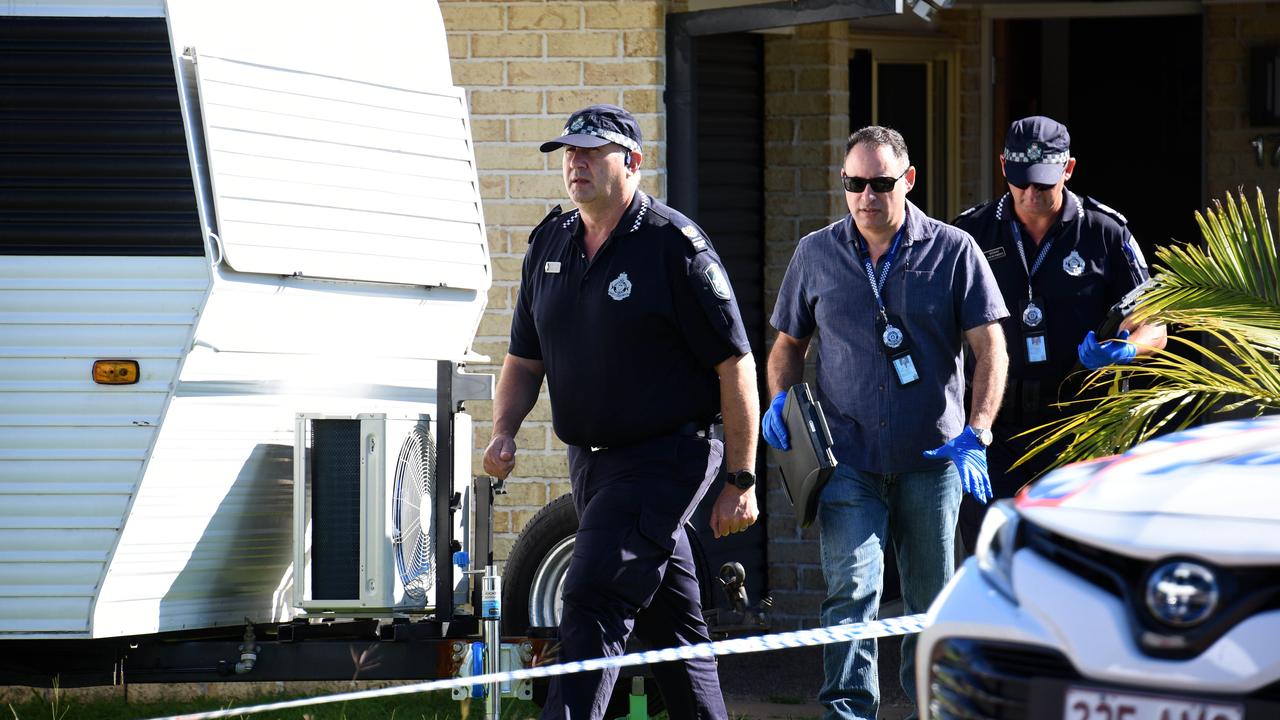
[{"xmin": 1019, "ymin": 188, "xmax": 1280, "ymax": 470}]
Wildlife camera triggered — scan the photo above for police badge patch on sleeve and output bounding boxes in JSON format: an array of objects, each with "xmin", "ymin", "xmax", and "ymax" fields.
[{"xmin": 704, "ymin": 263, "xmax": 731, "ymax": 300}]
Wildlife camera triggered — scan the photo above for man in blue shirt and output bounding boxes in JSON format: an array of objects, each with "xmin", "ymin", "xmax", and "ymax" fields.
[
  {"xmin": 763, "ymin": 126, "xmax": 1008, "ymax": 720},
  {"xmin": 483, "ymin": 105, "xmax": 760, "ymax": 720}
]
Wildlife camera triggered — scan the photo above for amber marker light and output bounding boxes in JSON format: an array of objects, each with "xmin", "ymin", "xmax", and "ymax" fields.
[{"xmin": 93, "ymin": 360, "xmax": 140, "ymax": 385}]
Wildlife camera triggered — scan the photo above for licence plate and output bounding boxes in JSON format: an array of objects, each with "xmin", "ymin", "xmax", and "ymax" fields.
[{"xmin": 1064, "ymin": 686, "xmax": 1244, "ymax": 720}]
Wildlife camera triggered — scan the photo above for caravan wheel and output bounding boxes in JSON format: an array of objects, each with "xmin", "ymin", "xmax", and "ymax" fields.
[{"xmin": 502, "ymin": 493, "xmax": 665, "ymax": 716}]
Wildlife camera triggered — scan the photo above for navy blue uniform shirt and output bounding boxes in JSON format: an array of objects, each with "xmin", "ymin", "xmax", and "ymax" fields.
[
  {"xmin": 953, "ymin": 191, "xmax": 1149, "ymax": 392},
  {"xmin": 770, "ymin": 200, "xmax": 1008, "ymax": 474},
  {"xmin": 509, "ymin": 191, "xmax": 751, "ymax": 449}
]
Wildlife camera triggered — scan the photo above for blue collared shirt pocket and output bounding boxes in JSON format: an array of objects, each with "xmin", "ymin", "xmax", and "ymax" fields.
[{"xmin": 902, "ymin": 269, "xmax": 953, "ymax": 325}]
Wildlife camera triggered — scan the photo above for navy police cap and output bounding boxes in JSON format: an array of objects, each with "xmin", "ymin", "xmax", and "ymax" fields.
[
  {"xmin": 1003, "ymin": 115, "xmax": 1071, "ymax": 187},
  {"xmin": 540, "ymin": 104, "xmax": 642, "ymax": 154}
]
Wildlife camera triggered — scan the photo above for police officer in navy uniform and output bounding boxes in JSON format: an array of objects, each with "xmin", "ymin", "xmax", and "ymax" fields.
[
  {"xmin": 482, "ymin": 104, "xmax": 760, "ymax": 720},
  {"xmin": 952, "ymin": 116, "xmax": 1167, "ymax": 550}
]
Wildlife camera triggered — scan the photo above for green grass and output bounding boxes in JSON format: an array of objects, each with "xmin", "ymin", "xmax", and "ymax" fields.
[{"xmin": 4, "ymin": 689, "xmax": 544, "ymax": 720}]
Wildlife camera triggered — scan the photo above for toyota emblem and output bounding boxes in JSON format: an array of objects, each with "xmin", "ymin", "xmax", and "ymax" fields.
[{"xmin": 1145, "ymin": 561, "xmax": 1219, "ymax": 628}]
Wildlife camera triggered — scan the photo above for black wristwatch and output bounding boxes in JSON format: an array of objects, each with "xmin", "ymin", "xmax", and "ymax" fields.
[{"xmin": 727, "ymin": 470, "xmax": 756, "ymax": 490}]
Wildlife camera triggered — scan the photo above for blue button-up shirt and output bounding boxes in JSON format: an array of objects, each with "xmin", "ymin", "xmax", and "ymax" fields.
[{"xmin": 771, "ymin": 201, "xmax": 1008, "ymax": 473}]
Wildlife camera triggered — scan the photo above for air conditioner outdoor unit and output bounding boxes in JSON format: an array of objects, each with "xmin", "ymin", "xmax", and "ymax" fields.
[{"xmin": 292, "ymin": 413, "xmax": 445, "ymax": 614}]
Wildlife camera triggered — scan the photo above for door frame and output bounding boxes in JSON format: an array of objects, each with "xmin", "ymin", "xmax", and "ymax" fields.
[
  {"xmin": 978, "ymin": 1, "xmax": 1203, "ymax": 198},
  {"xmin": 852, "ymin": 32, "xmax": 962, "ymax": 219}
]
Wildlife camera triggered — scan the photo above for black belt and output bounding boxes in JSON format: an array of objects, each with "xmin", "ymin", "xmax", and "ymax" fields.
[
  {"xmin": 675, "ymin": 420, "xmax": 710, "ymax": 437},
  {"xmin": 585, "ymin": 421, "xmax": 710, "ymax": 453}
]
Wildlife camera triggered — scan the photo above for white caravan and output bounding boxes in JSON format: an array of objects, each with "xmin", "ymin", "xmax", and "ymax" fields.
[{"xmin": 0, "ymin": 0, "xmax": 493, "ymax": 663}]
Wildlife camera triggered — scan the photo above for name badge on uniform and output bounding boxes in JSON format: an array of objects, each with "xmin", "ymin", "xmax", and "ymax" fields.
[
  {"xmin": 878, "ymin": 314, "xmax": 920, "ymax": 386},
  {"xmin": 544, "ymin": 261, "xmax": 561, "ymax": 274},
  {"xmin": 1019, "ymin": 297, "xmax": 1048, "ymax": 364}
]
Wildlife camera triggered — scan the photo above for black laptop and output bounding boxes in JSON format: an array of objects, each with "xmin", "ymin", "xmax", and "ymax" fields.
[{"xmin": 777, "ymin": 382, "xmax": 838, "ymax": 528}]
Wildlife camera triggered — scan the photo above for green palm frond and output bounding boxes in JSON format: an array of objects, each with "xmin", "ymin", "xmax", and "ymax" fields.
[
  {"xmin": 1129, "ymin": 189, "xmax": 1280, "ymax": 347},
  {"xmin": 1016, "ymin": 331, "xmax": 1280, "ymax": 469},
  {"xmin": 1020, "ymin": 188, "xmax": 1280, "ymax": 472}
]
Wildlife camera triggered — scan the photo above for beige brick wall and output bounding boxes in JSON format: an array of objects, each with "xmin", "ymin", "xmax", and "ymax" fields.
[
  {"xmin": 1206, "ymin": 3, "xmax": 1280, "ymax": 199},
  {"xmin": 761, "ymin": 21, "xmax": 851, "ymax": 629},
  {"xmin": 940, "ymin": 8, "xmax": 985, "ymax": 208},
  {"xmin": 441, "ymin": 1, "xmax": 669, "ymax": 561}
]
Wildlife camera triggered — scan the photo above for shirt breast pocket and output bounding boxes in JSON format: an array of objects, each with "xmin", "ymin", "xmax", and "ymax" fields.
[
  {"xmin": 900, "ymin": 268, "xmax": 958, "ymax": 340},
  {"xmin": 902, "ymin": 269, "xmax": 948, "ymax": 316}
]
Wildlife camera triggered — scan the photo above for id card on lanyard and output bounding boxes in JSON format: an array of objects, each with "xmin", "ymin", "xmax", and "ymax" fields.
[
  {"xmin": 1010, "ymin": 221, "xmax": 1052, "ymax": 364},
  {"xmin": 855, "ymin": 226, "xmax": 918, "ymax": 386}
]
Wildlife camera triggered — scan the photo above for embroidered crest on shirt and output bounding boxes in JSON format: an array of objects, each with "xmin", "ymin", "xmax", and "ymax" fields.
[
  {"xmin": 704, "ymin": 263, "xmax": 731, "ymax": 300},
  {"xmin": 608, "ymin": 272, "xmax": 632, "ymax": 301},
  {"xmin": 1063, "ymin": 250, "xmax": 1086, "ymax": 277}
]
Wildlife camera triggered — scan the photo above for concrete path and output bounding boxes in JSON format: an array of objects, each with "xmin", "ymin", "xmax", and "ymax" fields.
[{"xmin": 717, "ymin": 635, "xmax": 915, "ymax": 720}]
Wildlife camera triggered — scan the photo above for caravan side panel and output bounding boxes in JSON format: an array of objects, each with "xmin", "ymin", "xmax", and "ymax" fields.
[
  {"xmin": 0, "ymin": 258, "xmax": 207, "ymax": 636},
  {"xmin": 91, "ymin": 276, "xmax": 482, "ymax": 636}
]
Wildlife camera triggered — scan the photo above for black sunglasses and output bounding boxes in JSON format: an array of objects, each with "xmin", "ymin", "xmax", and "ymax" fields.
[
  {"xmin": 1008, "ymin": 179, "xmax": 1057, "ymax": 192},
  {"xmin": 841, "ymin": 167, "xmax": 908, "ymax": 193}
]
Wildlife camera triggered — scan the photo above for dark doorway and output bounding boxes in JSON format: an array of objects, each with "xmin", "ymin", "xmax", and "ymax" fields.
[
  {"xmin": 689, "ymin": 32, "xmax": 769, "ymax": 606},
  {"xmin": 850, "ymin": 48, "xmax": 953, "ymax": 218},
  {"xmin": 994, "ymin": 14, "xmax": 1203, "ymax": 257}
]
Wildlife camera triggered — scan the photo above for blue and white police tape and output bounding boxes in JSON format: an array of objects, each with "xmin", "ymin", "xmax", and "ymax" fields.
[{"xmin": 156, "ymin": 613, "xmax": 927, "ymax": 720}]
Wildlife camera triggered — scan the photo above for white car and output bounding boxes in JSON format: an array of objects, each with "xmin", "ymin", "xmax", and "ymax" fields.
[{"xmin": 917, "ymin": 416, "xmax": 1280, "ymax": 720}]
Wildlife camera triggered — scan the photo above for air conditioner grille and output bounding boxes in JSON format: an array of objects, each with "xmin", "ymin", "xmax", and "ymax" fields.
[
  {"xmin": 393, "ymin": 423, "xmax": 435, "ymax": 601},
  {"xmin": 310, "ymin": 419, "xmax": 361, "ymax": 600}
]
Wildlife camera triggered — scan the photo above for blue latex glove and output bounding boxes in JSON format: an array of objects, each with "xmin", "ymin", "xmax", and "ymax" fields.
[
  {"xmin": 761, "ymin": 391, "xmax": 790, "ymax": 450},
  {"xmin": 1078, "ymin": 329, "xmax": 1137, "ymax": 370},
  {"xmin": 923, "ymin": 426, "xmax": 992, "ymax": 504}
]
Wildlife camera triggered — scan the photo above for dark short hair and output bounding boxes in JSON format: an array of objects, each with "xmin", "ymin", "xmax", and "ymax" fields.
[{"xmin": 846, "ymin": 126, "xmax": 910, "ymax": 165}]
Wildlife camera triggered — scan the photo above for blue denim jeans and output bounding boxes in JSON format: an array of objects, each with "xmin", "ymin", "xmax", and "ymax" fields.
[{"xmin": 817, "ymin": 462, "xmax": 961, "ymax": 720}]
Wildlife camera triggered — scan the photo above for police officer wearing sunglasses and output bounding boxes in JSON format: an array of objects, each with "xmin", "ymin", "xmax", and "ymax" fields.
[
  {"xmin": 952, "ymin": 116, "xmax": 1167, "ymax": 552},
  {"xmin": 482, "ymin": 104, "xmax": 759, "ymax": 720},
  {"xmin": 763, "ymin": 126, "xmax": 1008, "ymax": 720}
]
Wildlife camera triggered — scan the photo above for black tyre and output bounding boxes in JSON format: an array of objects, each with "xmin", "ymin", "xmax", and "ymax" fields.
[{"xmin": 502, "ymin": 493, "xmax": 665, "ymax": 717}]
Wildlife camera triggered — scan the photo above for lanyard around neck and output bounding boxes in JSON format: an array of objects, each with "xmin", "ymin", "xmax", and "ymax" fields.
[
  {"xmin": 854, "ymin": 226, "xmax": 905, "ymax": 322},
  {"xmin": 1009, "ymin": 220, "xmax": 1053, "ymax": 301}
]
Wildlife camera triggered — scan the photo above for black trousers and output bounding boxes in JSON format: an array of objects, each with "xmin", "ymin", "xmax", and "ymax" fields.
[{"xmin": 540, "ymin": 434, "xmax": 728, "ymax": 720}]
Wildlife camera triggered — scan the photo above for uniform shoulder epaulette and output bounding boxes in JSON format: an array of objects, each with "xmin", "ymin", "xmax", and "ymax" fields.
[
  {"xmin": 956, "ymin": 200, "xmax": 989, "ymax": 220},
  {"xmin": 676, "ymin": 221, "xmax": 710, "ymax": 253},
  {"xmin": 527, "ymin": 205, "xmax": 564, "ymax": 246},
  {"xmin": 657, "ymin": 203, "xmax": 709, "ymax": 253},
  {"xmin": 648, "ymin": 199, "xmax": 709, "ymax": 253},
  {"xmin": 1085, "ymin": 196, "xmax": 1129, "ymax": 225}
]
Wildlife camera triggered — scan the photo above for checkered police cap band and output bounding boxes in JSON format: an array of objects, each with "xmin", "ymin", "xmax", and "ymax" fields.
[
  {"xmin": 1003, "ymin": 142, "xmax": 1069, "ymax": 165},
  {"xmin": 565, "ymin": 118, "xmax": 641, "ymax": 154},
  {"xmin": 541, "ymin": 104, "xmax": 644, "ymax": 154}
]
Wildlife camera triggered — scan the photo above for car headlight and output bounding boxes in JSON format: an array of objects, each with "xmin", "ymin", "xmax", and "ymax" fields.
[{"xmin": 974, "ymin": 499, "xmax": 1020, "ymax": 603}]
